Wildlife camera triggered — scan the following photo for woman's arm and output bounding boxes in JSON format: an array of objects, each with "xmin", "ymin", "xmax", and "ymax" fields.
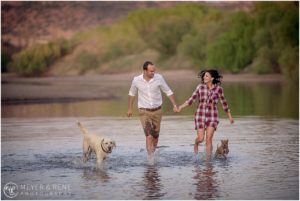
[
  {"xmin": 227, "ymin": 111, "xmax": 234, "ymax": 124},
  {"xmin": 178, "ymin": 85, "xmax": 200, "ymax": 112},
  {"xmin": 178, "ymin": 102, "xmax": 189, "ymax": 112},
  {"xmin": 218, "ymin": 87, "xmax": 234, "ymax": 124}
]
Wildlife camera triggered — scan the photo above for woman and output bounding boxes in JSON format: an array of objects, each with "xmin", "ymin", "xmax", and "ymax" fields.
[{"xmin": 178, "ymin": 69, "xmax": 234, "ymax": 159}]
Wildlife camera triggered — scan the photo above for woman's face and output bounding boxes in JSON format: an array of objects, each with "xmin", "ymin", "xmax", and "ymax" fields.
[{"xmin": 203, "ymin": 72, "xmax": 213, "ymax": 84}]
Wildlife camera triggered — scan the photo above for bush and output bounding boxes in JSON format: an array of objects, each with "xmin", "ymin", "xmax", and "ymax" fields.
[
  {"xmin": 124, "ymin": 8, "xmax": 162, "ymax": 43},
  {"xmin": 100, "ymin": 22, "xmax": 146, "ymax": 63},
  {"xmin": 252, "ymin": 2, "xmax": 298, "ymax": 76},
  {"xmin": 150, "ymin": 16, "xmax": 192, "ymax": 58},
  {"xmin": 206, "ymin": 12, "xmax": 255, "ymax": 72},
  {"xmin": 124, "ymin": 3, "xmax": 208, "ymax": 58},
  {"xmin": 10, "ymin": 38, "xmax": 73, "ymax": 76},
  {"xmin": 178, "ymin": 11, "xmax": 227, "ymax": 69},
  {"xmin": 11, "ymin": 45, "xmax": 48, "ymax": 76},
  {"xmin": 179, "ymin": 33, "xmax": 207, "ymax": 67},
  {"xmin": 251, "ymin": 46, "xmax": 275, "ymax": 74},
  {"xmin": 279, "ymin": 46, "xmax": 299, "ymax": 83},
  {"xmin": 77, "ymin": 52, "xmax": 99, "ymax": 74}
]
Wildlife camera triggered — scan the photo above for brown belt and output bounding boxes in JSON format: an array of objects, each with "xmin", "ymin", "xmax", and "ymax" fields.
[{"xmin": 139, "ymin": 106, "xmax": 161, "ymax": 112}]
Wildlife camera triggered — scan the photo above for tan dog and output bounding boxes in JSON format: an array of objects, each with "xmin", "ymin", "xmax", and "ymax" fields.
[
  {"xmin": 215, "ymin": 139, "xmax": 229, "ymax": 159},
  {"xmin": 77, "ymin": 121, "xmax": 116, "ymax": 165}
]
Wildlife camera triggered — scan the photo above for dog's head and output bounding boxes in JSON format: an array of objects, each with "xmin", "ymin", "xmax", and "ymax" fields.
[
  {"xmin": 221, "ymin": 139, "xmax": 228, "ymax": 146},
  {"xmin": 221, "ymin": 139, "xmax": 229, "ymax": 151},
  {"xmin": 101, "ymin": 138, "xmax": 116, "ymax": 154}
]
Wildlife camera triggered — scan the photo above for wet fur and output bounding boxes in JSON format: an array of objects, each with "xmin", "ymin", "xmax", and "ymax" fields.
[
  {"xmin": 215, "ymin": 139, "xmax": 229, "ymax": 159},
  {"xmin": 77, "ymin": 121, "xmax": 116, "ymax": 165}
]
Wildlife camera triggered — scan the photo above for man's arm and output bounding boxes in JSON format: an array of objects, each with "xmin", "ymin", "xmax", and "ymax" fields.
[
  {"xmin": 167, "ymin": 94, "xmax": 178, "ymax": 112},
  {"xmin": 127, "ymin": 95, "xmax": 135, "ymax": 117},
  {"xmin": 159, "ymin": 75, "xmax": 178, "ymax": 112},
  {"xmin": 128, "ymin": 77, "xmax": 137, "ymax": 117}
]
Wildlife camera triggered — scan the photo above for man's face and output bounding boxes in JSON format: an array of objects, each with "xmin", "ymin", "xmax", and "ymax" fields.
[{"xmin": 144, "ymin": 64, "xmax": 156, "ymax": 79}]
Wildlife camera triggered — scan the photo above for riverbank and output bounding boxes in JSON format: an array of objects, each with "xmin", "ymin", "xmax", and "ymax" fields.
[{"xmin": 1, "ymin": 70, "xmax": 282, "ymax": 105}]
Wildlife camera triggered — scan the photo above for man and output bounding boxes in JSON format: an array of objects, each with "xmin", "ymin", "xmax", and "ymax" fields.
[{"xmin": 127, "ymin": 61, "xmax": 178, "ymax": 157}]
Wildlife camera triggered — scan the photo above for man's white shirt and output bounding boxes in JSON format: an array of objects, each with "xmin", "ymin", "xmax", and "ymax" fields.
[{"xmin": 128, "ymin": 73, "xmax": 173, "ymax": 109}]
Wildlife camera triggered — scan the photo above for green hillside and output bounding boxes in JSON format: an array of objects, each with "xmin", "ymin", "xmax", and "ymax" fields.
[{"xmin": 7, "ymin": 2, "xmax": 299, "ymax": 83}]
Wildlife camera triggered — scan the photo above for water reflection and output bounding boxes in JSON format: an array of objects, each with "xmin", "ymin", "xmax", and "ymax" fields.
[
  {"xmin": 142, "ymin": 165, "xmax": 165, "ymax": 199},
  {"xmin": 82, "ymin": 168, "xmax": 111, "ymax": 183},
  {"xmin": 2, "ymin": 81, "xmax": 298, "ymax": 118},
  {"xmin": 168, "ymin": 81, "xmax": 299, "ymax": 119},
  {"xmin": 193, "ymin": 162, "xmax": 219, "ymax": 200},
  {"xmin": 1, "ymin": 117, "xmax": 298, "ymax": 199}
]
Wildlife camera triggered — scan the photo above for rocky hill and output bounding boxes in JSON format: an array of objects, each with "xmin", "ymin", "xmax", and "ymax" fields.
[
  {"xmin": 1, "ymin": 1, "xmax": 255, "ymax": 75},
  {"xmin": 2, "ymin": 1, "xmax": 184, "ymax": 49},
  {"xmin": 1, "ymin": 1, "xmax": 252, "ymax": 49}
]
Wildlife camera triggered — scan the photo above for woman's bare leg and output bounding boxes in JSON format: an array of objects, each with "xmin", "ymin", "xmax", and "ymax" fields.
[
  {"xmin": 194, "ymin": 129, "xmax": 205, "ymax": 154},
  {"xmin": 205, "ymin": 127, "xmax": 215, "ymax": 160}
]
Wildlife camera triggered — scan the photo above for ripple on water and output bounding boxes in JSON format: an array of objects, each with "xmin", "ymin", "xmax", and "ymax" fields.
[{"xmin": 1, "ymin": 117, "xmax": 298, "ymax": 200}]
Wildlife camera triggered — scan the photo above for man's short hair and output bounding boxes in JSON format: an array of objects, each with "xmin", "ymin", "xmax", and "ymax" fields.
[{"xmin": 143, "ymin": 61, "xmax": 153, "ymax": 70}]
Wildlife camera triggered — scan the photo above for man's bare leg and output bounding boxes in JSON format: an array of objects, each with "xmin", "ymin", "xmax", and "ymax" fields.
[
  {"xmin": 153, "ymin": 137, "xmax": 158, "ymax": 151},
  {"xmin": 146, "ymin": 135, "xmax": 155, "ymax": 156}
]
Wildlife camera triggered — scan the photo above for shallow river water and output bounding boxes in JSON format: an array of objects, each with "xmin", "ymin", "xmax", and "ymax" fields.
[{"xmin": 1, "ymin": 116, "xmax": 298, "ymax": 200}]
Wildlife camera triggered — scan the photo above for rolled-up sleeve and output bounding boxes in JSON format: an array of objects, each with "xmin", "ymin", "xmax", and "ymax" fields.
[
  {"xmin": 218, "ymin": 87, "xmax": 230, "ymax": 113},
  {"xmin": 159, "ymin": 76, "xmax": 173, "ymax": 96},
  {"xmin": 128, "ymin": 78, "xmax": 138, "ymax": 96}
]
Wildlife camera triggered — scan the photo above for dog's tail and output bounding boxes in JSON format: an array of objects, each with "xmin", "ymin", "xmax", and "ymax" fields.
[{"xmin": 77, "ymin": 121, "xmax": 89, "ymax": 135}]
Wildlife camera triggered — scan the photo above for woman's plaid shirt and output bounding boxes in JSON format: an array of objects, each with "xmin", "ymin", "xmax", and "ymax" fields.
[{"xmin": 186, "ymin": 84, "xmax": 230, "ymax": 129}]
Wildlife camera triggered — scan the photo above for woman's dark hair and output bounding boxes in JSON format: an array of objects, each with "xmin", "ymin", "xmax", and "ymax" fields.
[
  {"xmin": 198, "ymin": 69, "xmax": 223, "ymax": 85},
  {"xmin": 143, "ymin": 61, "xmax": 153, "ymax": 70}
]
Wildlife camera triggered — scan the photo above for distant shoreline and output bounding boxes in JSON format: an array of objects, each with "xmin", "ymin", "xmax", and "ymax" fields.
[
  {"xmin": 1, "ymin": 70, "xmax": 283, "ymax": 105},
  {"xmin": 160, "ymin": 70, "xmax": 283, "ymax": 82}
]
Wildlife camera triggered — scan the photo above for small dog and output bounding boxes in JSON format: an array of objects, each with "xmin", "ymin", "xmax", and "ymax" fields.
[
  {"xmin": 77, "ymin": 121, "xmax": 116, "ymax": 165},
  {"xmin": 215, "ymin": 139, "xmax": 229, "ymax": 159}
]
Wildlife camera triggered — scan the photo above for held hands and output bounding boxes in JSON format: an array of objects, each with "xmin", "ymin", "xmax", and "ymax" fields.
[
  {"xmin": 173, "ymin": 105, "xmax": 179, "ymax": 113},
  {"xmin": 175, "ymin": 102, "xmax": 188, "ymax": 113},
  {"xmin": 173, "ymin": 105, "xmax": 183, "ymax": 113}
]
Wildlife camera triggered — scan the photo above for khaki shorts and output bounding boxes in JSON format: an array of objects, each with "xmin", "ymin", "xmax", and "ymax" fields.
[{"xmin": 139, "ymin": 108, "xmax": 162, "ymax": 138}]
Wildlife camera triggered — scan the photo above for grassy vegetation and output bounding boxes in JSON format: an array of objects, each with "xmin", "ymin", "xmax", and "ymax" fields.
[
  {"xmin": 10, "ymin": 38, "xmax": 74, "ymax": 76},
  {"xmin": 7, "ymin": 2, "xmax": 298, "ymax": 83}
]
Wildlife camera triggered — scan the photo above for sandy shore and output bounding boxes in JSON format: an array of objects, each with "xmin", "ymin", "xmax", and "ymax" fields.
[{"xmin": 1, "ymin": 70, "xmax": 282, "ymax": 104}]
